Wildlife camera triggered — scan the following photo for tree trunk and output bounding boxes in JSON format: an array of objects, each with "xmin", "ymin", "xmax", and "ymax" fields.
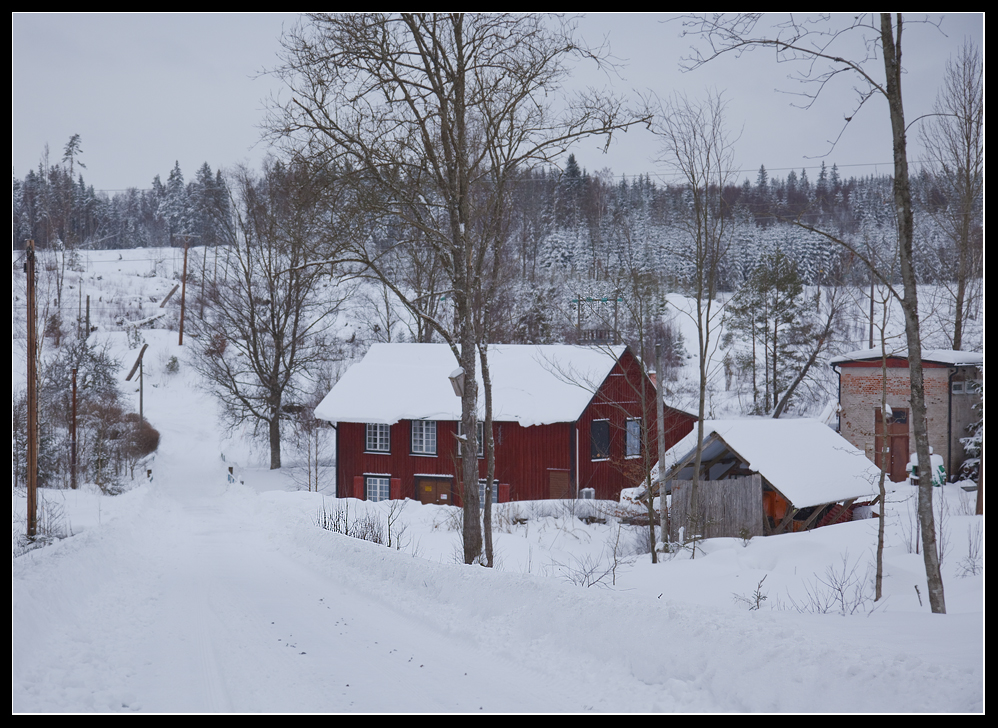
[
  {"xmin": 269, "ymin": 413, "xmax": 282, "ymax": 470},
  {"xmin": 458, "ymin": 312, "xmax": 482, "ymax": 563},
  {"xmin": 480, "ymin": 343, "xmax": 495, "ymax": 568},
  {"xmin": 952, "ymin": 248, "xmax": 967, "ymax": 350},
  {"xmin": 875, "ymin": 309, "xmax": 891, "ymax": 602},
  {"xmin": 881, "ymin": 13, "xmax": 945, "ymax": 613},
  {"xmin": 656, "ymin": 345, "xmax": 669, "ymax": 553}
]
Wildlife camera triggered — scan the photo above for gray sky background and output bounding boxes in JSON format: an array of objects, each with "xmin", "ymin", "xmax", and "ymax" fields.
[{"xmin": 12, "ymin": 13, "xmax": 984, "ymax": 193}]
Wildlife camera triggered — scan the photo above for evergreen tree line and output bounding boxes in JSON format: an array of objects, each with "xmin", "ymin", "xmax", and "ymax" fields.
[
  {"xmin": 510, "ymin": 157, "xmax": 980, "ymax": 292},
  {"xmin": 13, "ymin": 143, "xmax": 980, "ymax": 299},
  {"xmin": 13, "ymin": 142, "xmax": 230, "ymax": 252}
]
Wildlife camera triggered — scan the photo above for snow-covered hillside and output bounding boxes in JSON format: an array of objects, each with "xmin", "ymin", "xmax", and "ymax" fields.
[{"xmin": 12, "ymin": 249, "xmax": 983, "ymax": 713}]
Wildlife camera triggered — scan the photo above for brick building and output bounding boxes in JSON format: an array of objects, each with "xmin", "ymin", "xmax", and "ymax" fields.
[{"xmin": 830, "ymin": 348, "xmax": 983, "ymax": 481}]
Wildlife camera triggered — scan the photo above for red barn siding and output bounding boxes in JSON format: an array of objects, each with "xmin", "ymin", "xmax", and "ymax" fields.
[
  {"xmin": 491, "ymin": 421, "xmax": 573, "ymax": 500},
  {"xmin": 335, "ymin": 347, "xmax": 696, "ymax": 503},
  {"xmin": 338, "ymin": 419, "xmax": 573, "ymax": 503},
  {"xmin": 575, "ymin": 348, "xmax": 690, "ymax": 500}
]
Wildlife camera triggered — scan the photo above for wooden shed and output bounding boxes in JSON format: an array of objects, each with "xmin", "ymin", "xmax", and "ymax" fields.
[
  {"xmin": 652, "ymin": 419, "xmax": 883, "ymax": 540},
  {"xmin": 314, "ymin": 343, "xmax": 696, "ymax": 505}
]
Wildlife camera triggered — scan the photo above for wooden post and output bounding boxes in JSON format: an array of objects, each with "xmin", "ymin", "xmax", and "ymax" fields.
[
  {"xmin": 125, "ymin": 344, "xmax": 149, "ymax": 423},
  {"xmin": 25, "ymin": 240, "xmax": 38, "ymax": 538},
  {"xmin": 179, "ymin": 236, "xmax": 189, "ymax": 345}
]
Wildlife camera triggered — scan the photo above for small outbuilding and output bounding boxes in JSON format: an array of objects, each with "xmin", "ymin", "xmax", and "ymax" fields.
[
  {"xmin": 830, "ymin": 347, "xmax": 983, "ymax": 481},
  {"xmin": 652, "ymin": 419, "xmax": 883, "ymax": 539}
]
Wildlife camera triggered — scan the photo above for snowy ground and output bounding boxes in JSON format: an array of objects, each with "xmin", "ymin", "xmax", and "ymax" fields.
[
  {"xmin": 12, "ymin": 249, "xmax": 983, "ymax": 713},
  {"xmin": 12, "ymin": 331, "xmax": 984, "ymax": 713}
]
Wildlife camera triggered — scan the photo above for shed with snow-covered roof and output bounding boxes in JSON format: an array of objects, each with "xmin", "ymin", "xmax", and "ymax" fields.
[
  {"xmin": 651, "ymin": 419, "xmax": 883, "ymax": 539},
  {"xmin": 830, "ymin": 347, "xmax": 982, "ymax": 481},
  {"xmin": 314, "ymin": 343, "xmax": 696, "ymax": 505}
]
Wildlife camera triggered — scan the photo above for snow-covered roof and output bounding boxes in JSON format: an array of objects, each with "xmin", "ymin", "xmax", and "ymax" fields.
[
  {"xmin": 660, "ymin": 419, "xmax": 882, "ymax": 508},
  {"xmin": 830, "ymin": 347, "xmax": 983, "ymax": 367},
  {"xmin": 314, "ymin": 343, "xmax": 627, "ymax": 427}
]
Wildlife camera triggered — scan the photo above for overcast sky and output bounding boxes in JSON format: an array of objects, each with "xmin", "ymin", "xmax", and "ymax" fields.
[{"xmin": 12, "ymin": 13, "xmax": 984, "ymax": 193}]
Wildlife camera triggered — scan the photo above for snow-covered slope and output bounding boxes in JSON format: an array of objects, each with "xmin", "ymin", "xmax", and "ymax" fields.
[{"xmin": 12, "ymin": 249, "xmax": 983, "ymax": 713}]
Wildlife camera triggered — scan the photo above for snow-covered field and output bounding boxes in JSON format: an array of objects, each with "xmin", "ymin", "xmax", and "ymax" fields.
[{"xmin": 12, "ymin": 249, "xmax": 983, "ymax": 713}]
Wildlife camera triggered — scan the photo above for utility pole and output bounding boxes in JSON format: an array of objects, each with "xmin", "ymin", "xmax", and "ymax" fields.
[
  {"xmin": 25, "ymin": 240, "xmax": 38, "ymax": 538},
  {"xmin": 71, "ymin": 368, "xmax": 78, "ymax": 490},
  {"xmin": 125, "ymin": 343, "xmax": 150, "ymax": 421},
  {"xmin": 179, "ymin": 235, "xmax": 189, "ymax": 345},
  {"xmin": 177, "ymin": 234, "xmax": 201, "ymax": 346}
]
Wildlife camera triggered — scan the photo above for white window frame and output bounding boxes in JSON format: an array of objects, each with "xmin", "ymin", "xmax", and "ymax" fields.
[
  {"xmin": 365, "ymin": 423, "xmax": 391, "ymax": 453},
  {"xmin": 365, "ymin": 475, "xmax": 390, "ymax": 502},
  {"xmin": 478, "ymin": 478, "xmax": 498, "ymax": 507},
  {"xmin": 626, "ymin": 418, "xmax": 642, "ymax": 459},
  {"xmin": 411, "ymin": 420, "xmax": 437, "ymax": 455}
]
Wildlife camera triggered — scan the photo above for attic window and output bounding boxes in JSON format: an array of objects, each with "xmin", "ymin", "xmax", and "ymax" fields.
[
  {"xmin": 591, "ymin": 419, "xmax": 610, "ymax": 461},
  {"xmin": 412, "ymin": 420, "xmax": 437, "ymax": 455},
  {"xmin": 626, "ymin": 418, "xmax": 641, "ymax": 458}
]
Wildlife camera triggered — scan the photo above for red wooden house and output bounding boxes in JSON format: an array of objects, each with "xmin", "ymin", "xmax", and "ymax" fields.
[{"xmin": 313, "ymin": 343, "xmax": 696, "ymax": 505}]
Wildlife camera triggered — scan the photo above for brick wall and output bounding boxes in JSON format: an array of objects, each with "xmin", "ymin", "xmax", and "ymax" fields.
[{"xmin": 838, "ymin": 364, "xmax": 980, "ymax": 474}]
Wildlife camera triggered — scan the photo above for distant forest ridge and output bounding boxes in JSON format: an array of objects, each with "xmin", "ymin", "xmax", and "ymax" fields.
[{"xmin": 12, "ymin": 152, "xmax": 980, "ymax": 291}]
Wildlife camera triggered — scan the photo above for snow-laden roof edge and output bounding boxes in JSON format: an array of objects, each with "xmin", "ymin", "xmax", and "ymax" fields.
[
  {"xmin": 830, "ymin": 347, "xmax": 983, "ymax": 367},
  {"xmin": 314, "ymin": 343, "xmax": 629, "ymax": 427},
  {"xmin": 658, "ymin": 418, "xmax": 882, "ymax": 507}
]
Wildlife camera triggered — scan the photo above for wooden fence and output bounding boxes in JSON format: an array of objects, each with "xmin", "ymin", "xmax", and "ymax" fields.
[{"xmin": 669, "ymin": 474, "xmax": 764, "ymax": 541}]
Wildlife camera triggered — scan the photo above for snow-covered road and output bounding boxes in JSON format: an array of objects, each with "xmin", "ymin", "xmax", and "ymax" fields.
[{"xmin": 12, "ymin": 373, "xmax": 642, "ymax": 712}]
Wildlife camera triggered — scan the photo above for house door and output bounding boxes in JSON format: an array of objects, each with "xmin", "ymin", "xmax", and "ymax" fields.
[
  {"xmin": 548, "ymin": 469, "xmax": 571, "ymax": 499},
  {"xmin": 875, "ymin": 408, "xmax": 910, "ymax": 483},
  {"xmin": 417, "ymin": 477, "xmax": 452, "ymax": 506}
]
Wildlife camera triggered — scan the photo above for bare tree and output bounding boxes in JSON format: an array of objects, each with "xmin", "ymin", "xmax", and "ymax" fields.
[
  {"xmin": 918, "ymin": 39, "xmax": 983, "ymax": 351},
  {"xmin": 190, "ymin": 161, "xmax": 347, "ymax": 469},
  {"xmin": 653, "ymin": 91, "xmax": 734, "ymax": 552},
  {"xmin": 680, "ymin": 13, "xmax": 946, "ymax": 611},
  {"xmin": 271, "ymin": 13, "xmax": 647, "ymax": 563},
  {"xmin": 291, "ymin": 377, "xmax": 337, "ymax": 493},
  {"xmin": 873, "ymin": 292, "xmax": 899, "ymax": 601}
]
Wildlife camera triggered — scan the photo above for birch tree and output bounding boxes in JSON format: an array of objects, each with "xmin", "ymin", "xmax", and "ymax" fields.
[
  {"xmin": 190, "ymin": 162, "xmax": 347, "ymax": 469},
  {"xmin": 918, "ymin": 39, "xmax": 983, "ymax": 351},
  {"xmin": 681, "ymin": 13, "xmax": 947, "ymax": 611},
  {"xmin": 654, "ymin": 91, "xmax": 734, "ymax": 552}
]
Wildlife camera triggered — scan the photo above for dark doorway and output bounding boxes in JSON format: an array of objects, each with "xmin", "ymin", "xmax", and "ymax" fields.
[{"xmin": 875, "ymin": 407, "xmax": 910, "ymax": 483}]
